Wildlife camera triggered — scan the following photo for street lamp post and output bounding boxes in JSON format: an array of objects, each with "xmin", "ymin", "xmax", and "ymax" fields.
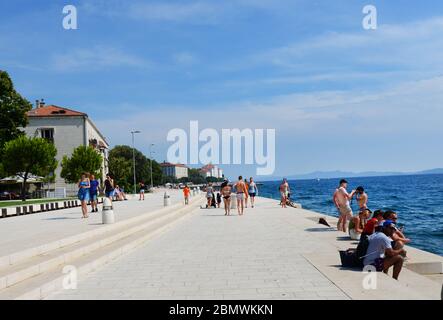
[
  {"xmin": 149, "ymin": 144, "xmax": 155, "ymax": 189},
  {"xmin": 131, "ymin": 130, "xmax": 141, "ymax": 195}
]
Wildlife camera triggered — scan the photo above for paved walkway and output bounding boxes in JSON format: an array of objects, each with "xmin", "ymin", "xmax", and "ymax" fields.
[
  {"xmin": 48, "ymin": 197, "xmax": 350, "ymax": 300},
  {"xmin": 0, "ymin": 189, "xmax": 183, "ymax": 258}
]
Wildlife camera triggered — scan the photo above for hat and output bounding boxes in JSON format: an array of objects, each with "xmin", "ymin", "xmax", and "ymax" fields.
[{"xmin": 383, "ymin": 220, "xmax": 397, "ymax": 229}]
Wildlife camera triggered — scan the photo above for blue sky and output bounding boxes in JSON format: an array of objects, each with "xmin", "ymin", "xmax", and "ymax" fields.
[{"xmin": 1, "ymin": 0, "xmax": 443, "ymax": 179}]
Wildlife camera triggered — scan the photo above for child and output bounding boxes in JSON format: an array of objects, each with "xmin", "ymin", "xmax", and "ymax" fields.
[{"xmin": 216, "ymin": 192, "xmax": 222, "ymax": 208}]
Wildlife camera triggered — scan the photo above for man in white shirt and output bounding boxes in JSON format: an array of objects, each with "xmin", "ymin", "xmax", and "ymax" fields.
[
  {"xmin": 363, "ymin": 220, "xmax": 406, "ymax": 280},
  {"xmin": 333, "ymin": 179, "xmax": 356, "ymax": 232}
]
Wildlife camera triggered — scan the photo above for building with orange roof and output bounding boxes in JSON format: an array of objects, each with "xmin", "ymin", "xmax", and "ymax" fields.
[{"xmin": 24, "ymin": 100, "xmax": 109, "ymax": 196}]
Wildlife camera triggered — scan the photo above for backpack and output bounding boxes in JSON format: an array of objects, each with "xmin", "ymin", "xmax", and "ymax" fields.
[{"xmin": 356, "ymin": 234, "xmax": 370, "ymax": 263}]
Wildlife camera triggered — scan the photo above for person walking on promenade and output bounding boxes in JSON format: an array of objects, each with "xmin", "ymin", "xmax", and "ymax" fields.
[
  {"xmin": 139, "ymin": 181, "xmax": 146, "ymax": 201},
  {"xmin": 216, "ymin": 192, "xmax": 222, "ymax": 208},
  {"xmin": 205, "ymin": 183, "xmax": 214, "ymax": 208},
  {"xmin": 355, "ymin": 186, "xmax": 368, "ymax": 212},
  {"xmin": 183, "ymin": 185, "xmax": 190, "ymax": 205},
  {"xmin": 279, "ymin": 178, "xmax": 290, "ymax": 208},
  {"xmin": 89, "ymin": 174, "xmax": 100, "ymax": 213},
  {"xmin": 234, "ymin": 176, "xmax": 249, "ymax": 216},
  {"xmin": 104, "ymin": 174, "xmax": 115, "ymax": 204},
  {"xmin": 221, "ymin": 180, "xmax": 232, "ymax": 216},
  {"xmin": 244, "ymin": 179, "xmax": 249, "ymax": 208},
  {"xmin": 248, "ymin": 177, "xmax": 258, "ymax": 208},
  {"xmin": 78, "ymin": 173, "xmax": 91, "ymax": 218},
  {"xmin": 333, "ymin": 179, "xmax": 356, "ymax": 232}
]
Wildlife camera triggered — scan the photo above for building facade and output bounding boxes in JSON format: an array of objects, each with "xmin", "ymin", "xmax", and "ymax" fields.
[
  {"xmin": 160, "ymin": 162, "xmax": 189, "ymax": 180},
  {"xmin": 24, "ymin": 102, "xmax": 109, "ymax": 196},
  {"xmin": 200, "ymin": 164, "xmax": 224, "ymax": 179}
]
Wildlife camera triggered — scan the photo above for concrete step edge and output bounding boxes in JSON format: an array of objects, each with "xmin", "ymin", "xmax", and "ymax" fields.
[
  {"xmin": 0, "ymin": 203, "xmax": 201, "ymax": 300},
  {"xmin": 0, "ymin": 197, "xmax": 204, "ymax": 290}
]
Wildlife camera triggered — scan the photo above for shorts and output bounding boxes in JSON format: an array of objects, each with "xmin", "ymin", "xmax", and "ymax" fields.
[
  {"xmin": 140, "ymin": 189, "xmax": 145, "ymax": 194},
  {"xmin": 249, "ymin": 192, "xmax": 256, "ymax": 198},
  {"xmin": 78, "ymin": 189, "xmax": 90, "ymax": 202},
  {"xmin": 371, "ymin": 258, "xmax": 385, "ymax": 272},
  {"xmin": 105, "ymin": 190, "xmax": 115, "ymax": 198},
  {"xmin": 236, "ymin": 193, "xmax": 245, "ymax": 200},
  {"xmin": 349, "ymin": 228, "xmax": 361, "ymax": 241},
  {"xmin": 206, "ymin": 194, "xmax": 213, "ymax": 199},
  {"xmin": 339, "ymin": 205, "xmax": 353, "ymax": 219},
  {"xmin": 280, "ymin": 192, "xmax": 288, "ymax": 198},
  {"xmin": 89, "ymin": 192, "xmax": 98, "ymax": 202}
]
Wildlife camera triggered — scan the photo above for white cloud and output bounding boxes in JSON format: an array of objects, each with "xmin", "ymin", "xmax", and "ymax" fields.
[
  {"xmin": 51, "ymin": 46, "xmax": 150, "ymax": 72},
  {"xmin": 173, "ymin": 52, "xmax": 197, "ymax": 65}
]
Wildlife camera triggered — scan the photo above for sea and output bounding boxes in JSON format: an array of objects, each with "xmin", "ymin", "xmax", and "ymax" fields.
[{"xmin": 258, "ymin": 174, "xmax": 443, "ymax": 256}]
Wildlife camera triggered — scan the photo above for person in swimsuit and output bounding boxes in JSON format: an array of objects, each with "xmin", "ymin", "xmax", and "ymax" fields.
[
  {"xmin": 248, "ymin": 177, "xmax": 258, "ymax": 208},
  {"xmin": 349, "ymin": 208, "xmax": 371, "ymax": 240},
  {"xmin": 355, "ymin": 186, "xmax": 368, "ymax": 212},
  {"xmin": 78, "ymin": 173, "xmax": 91, "ymax": 218},
  {"xmin": 234, "ymin": 176, "xmax": 249, "ymax": 215},
  {"xmin": 333, "ymin": 179, "xmax": 357, "ymax": 233},
  {"xmin": 279, "ymin": 178, "xmax": 290, "ymax": 208},
  {"xmin": 221, "ymin": 180, "xmax": 232, "ymax": 216},
  {"xmin": 206, "ymin": 183, "xmax": 214, "ymax": 209}
]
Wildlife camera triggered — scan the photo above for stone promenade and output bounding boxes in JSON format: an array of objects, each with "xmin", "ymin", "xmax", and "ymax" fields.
[{"xmin": 48, "ymin": 197, "xmax": 350, "ymax": 300}]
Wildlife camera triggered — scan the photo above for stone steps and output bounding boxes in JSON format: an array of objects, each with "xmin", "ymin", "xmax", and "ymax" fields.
[{"xmin": 0, "ymin": 195, "xmax": 203, "ymax": 300}]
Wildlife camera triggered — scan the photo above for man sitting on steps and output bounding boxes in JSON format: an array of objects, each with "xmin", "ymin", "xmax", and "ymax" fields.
[{"xmin": 363, "ymin": 220, "xmax": 407, "ymax": 280}]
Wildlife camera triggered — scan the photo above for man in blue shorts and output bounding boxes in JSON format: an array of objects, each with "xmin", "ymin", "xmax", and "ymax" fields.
[{"xmin": 89, "ymin": 174, "xmax": 100, "ymax": 213}]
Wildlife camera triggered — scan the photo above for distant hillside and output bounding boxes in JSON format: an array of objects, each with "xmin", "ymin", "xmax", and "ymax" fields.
[{"xmin": 265, "ymin": 168, "xmax": 443, "ymax": 181}]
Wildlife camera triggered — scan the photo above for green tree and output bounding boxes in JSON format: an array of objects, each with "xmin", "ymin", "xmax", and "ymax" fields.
[
  {"xmin": 61, "ymin": 146, "xmax": 103, "ymax": 183},
  {"xmin": 188, "ymin": 168, "xmax": 206, "ymax": 184},
  {"xmin": 0, "ymin": 71, "xmax": 33, "ymax": 149},
  {"xmin": 108, "ymin": 156, "xmax": 132, "ymax": 191},
  {"xmin": 109, "ymin": 145, "xmax": 162, "ymax": 189},
  {"xmin": 2, "ymin": 136, "xmax": 57, "ymax": 200}
]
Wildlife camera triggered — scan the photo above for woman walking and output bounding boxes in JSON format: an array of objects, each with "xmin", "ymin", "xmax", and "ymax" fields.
[
  {"xmin": 205, "ymin": 183, "xmax": 214, "ymax": 209},
  {"xmin": 248, "ymin": 177, "xmax": 258, "ymax": 208},
  {"xmin": 104, "ymin": 174, "xmax": 115, "ymax": 204},
  {"xmin": 78, "ymin": 173, "xmax": 91, "ymax": 218},
  {"xmin": 139, "ymin": 181, "xmax": 146, "ymax": 201},
  {"xmin": 221, "ymin": 180, "xmax": 232, "ymax": 216}
]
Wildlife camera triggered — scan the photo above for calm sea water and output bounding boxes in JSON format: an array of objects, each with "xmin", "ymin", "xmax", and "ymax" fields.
[{"xmin": 258, "ymin": 174, "xmax": 443, "ymax": 256}]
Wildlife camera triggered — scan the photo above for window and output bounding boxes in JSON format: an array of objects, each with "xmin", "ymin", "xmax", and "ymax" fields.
[{"xmin": 41, "ymin": 128, "xmax": 54, "ymax": 143}]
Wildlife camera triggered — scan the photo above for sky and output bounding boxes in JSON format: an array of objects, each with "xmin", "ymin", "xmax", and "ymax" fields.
[{"xmin": 1, "ymin": 0, "xmax": 443, "ymax": 180}]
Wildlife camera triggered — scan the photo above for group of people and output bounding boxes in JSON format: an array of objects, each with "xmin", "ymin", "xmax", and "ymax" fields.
[
  {"xmin": 333, "ymin": 179, "xmax": 410, "ymax": 280},
  {"xmin": 201, "ymin": 176, "xmax": 258, "ymax": 216},
  {"xmin": 77, "ymin": 173, "xmax": 127, "ymax": 219}
]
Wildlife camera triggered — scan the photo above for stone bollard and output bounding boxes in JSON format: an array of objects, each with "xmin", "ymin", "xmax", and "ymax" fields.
[
  {"xmin": 164, "ymin": 192, "xmax": 171, "ymax": 207},
  {"xmin": 1, "ymin": 209, "xmax": 7, "ymax": 218},
  {"xmin": 40, "ymin": 204, "xmax": 45, "ymax": 212},
  {"xmin": 102, "ymin": 198, "xmax": 115, "ymax": 224},
  {"xmin": 28, "ymin": 206, "xmax": 33, "ymax": 214},
  {"xmin": 230, "ymin": 194, "xmax": 237, "ymax": 209}
]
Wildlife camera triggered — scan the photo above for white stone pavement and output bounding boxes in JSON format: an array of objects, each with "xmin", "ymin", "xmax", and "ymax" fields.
[
  {"xmin": 0, "ymin": 189, "xmax": 184, "ymax": 258},
  {"xmin": 48, "ymin": 197, "xmax": 350, "ymax": 300}
]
